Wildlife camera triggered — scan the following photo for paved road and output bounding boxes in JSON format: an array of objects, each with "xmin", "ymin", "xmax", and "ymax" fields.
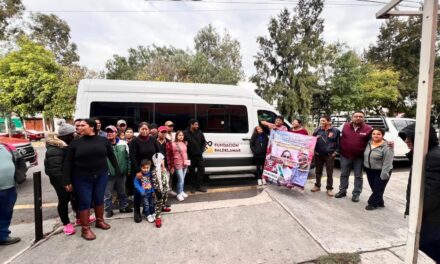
[{"xmin": 12, "ymin": 145, "xmax": 412, "ymax": 225}]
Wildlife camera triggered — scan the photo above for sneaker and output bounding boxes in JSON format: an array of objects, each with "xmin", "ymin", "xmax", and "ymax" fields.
[
  {"xmin": 326, "ymin": 190, "xmax": 334, "ymax": 197},
  {"xmin": 88, "ymin": 216, "xmax": 96, "ymax": 224},
  {"xmin": 181, "ymin": 192, "xmax": 188, "ymax": 198},
  {"xmin": 0, "ymin": 237, "xmax": 21, "ymax": 246},
  {"xmin": 147, "ymin": 215, "xmax": 155, "ymax": 223},
  {"xmin": 311, "ymin": 186, "xmax": 320, "ymax": 192},
  {"xmin": 334, "ymin": 192, "xmax": 347, "ymax": 198},
  {"xmin": 262, "ymin": 178, "xmax": 267, "ymax": 185},
  {"xmin": 257, "ymin": 179, "xmax": 263, "ymax": 186},
  {"xmin": 176, "ymin": 194, "xmax": 185, "ymax": 202},
  {"xmin": 196, "ymin": 186, "xmax": 207, "ymax": 193},
  {"xmin": 168, "ymin": 190, "xmax": 177, "ymax": 197},
  {"xmin": 63, "ymin": 223, "xmax": 76, "ymax": 235},
  {"xmin": 163, "ymin": 207, "xmax": 172, "ymax": 212},
  {"xmin": 352, "ymin": 195, "xmax": 360, "ymax": 203},
  {"xmin": 155, "ymin": 218, "xmax": 162, "ymax": 228},
  {"xmin": 365, "ymin": 204, "xmax": 377, "ymax": 211},
  {"xmin": 75, "ymin": 216, "xmax": 95, "ymax": 225},
  {"xmin": 105, "ymin": 210, "xmax": 114, "ymax": 218}
]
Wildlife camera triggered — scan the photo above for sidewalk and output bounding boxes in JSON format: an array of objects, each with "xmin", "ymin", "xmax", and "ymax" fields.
[{"xmin": 1, "ymin": 171, "xmax": 435, "ymax": 264}]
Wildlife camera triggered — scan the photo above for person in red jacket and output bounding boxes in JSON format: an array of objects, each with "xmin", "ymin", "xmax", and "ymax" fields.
[{"xmin": 335, "ymin": 111, "xmax": 373, "ymax": 202}]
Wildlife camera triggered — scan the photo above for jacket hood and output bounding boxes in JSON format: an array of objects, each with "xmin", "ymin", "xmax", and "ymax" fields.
[
  {"xmin": 46, "ymin": 132, "xmax": 68, "ymax": 148},
  {"xmin": 398, "ymin": 123, "xmax": 438, "ymax": 149}
]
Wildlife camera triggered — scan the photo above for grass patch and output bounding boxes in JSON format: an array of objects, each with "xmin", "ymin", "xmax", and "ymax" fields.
[{"xmin": 316, "ymin": 253, "xmax": 361, "ymax": 264}]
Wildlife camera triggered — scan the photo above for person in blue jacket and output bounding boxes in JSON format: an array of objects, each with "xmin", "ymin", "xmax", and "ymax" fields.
[{"xmin": 134, "ymin": 159, "xmax": 156, "ymax": 224}]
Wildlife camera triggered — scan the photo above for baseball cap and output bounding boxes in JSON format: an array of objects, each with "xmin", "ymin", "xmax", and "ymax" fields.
[
  {"xmin": 105, "ymin": 125, "xmax": 118, "ymax": 133},
  {"xmin": 158, "ymin": 126, "xmax": 168, "ymax": 133},
  {"xmin": 116, "ymin": 119, "xmax": 127, "ymax": 127},
  {"xmin": 165, "ymin": 121, "xmax": 174, "ymax": 126}
]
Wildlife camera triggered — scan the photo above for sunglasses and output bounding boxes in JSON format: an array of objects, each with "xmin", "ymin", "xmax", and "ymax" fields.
[{"xmin": 118, "ymin": 124, "xmax": 126, "ymax": 127}]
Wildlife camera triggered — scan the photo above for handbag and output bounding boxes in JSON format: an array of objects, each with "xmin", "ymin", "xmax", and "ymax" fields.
[
  {"xmin": 176, "ymin": 142, "xmax": 191, "ymax": 167},
  {"xmin": 1, "ymin": 143, "xmax": 27, "ymax": 184}
]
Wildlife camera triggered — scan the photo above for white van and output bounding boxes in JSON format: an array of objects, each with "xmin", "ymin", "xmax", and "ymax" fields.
[{"xmin": 75, "ymin": 79, "xmax": 289, "ymax": 176}]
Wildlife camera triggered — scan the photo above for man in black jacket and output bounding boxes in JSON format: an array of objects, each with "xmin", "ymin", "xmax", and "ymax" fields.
[
  {"xmin": 184, "ymin": 119, "xmax": 207, "ymax": 193},
  {"xmin": 399, "ymin": 123, "xmax": 440, "ymax": 262}
]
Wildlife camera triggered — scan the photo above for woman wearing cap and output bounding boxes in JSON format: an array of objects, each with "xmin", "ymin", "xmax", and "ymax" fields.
[
  {"xmin": 130, "ymin": 122, "xmax": 160, "ymax": 223},
  {"xmin": 164, "ymin": 121, "xmax": 174, "ymax": 141},
  {"xmin": 63, "ymin": 119, "xmax": 121, "ymax": 240},
  {"xmin": 45, "ymin": 120, "xmax": 77, "ymax": 235},
  {"xmin": 157, "ymin": 126, "xmax": 175, "ymax": 206}
]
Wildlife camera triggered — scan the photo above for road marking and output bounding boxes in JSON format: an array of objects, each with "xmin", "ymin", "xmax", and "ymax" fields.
[
  {"xmin": 14, "ymin": 203, "xmax": 58, "ymax": 210},
  {"xmin": 13, "ymin": 186, "xmax": 258, "ymax": 209}
]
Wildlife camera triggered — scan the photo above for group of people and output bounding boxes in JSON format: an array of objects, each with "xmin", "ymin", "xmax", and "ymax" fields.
[
  {"xmin": 42, "ymin": 117, "xmax": 208, "ymax": 241},
  {"xmin": 251, "ymin": 111, "xmax": 440, "ymax": 262},
  {"xmin": 252, "ymin": 112, "xmax": 394, "ymax": 209}
]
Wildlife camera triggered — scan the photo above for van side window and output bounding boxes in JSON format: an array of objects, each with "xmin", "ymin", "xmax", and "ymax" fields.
[
  {"xmin": 155, "ymin": 103, "xmax": 195, "ymax": 131},
  {"xmin": 90, "ymin": 102, "xmax": 152, "ymax": 128},
  {"xmin": 197, "ymin": 104, "xmax": 248, "ymax": 133}
]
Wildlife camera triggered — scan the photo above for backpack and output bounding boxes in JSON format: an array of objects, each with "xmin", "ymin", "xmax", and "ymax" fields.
[{"xmin": 1, "ymin": 143, "xmax": 27, "ymax": 184}]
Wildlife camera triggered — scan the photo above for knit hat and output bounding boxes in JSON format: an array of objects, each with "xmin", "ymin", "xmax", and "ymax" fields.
[{"xmin": 57, "ymin": 119, "xmax": 75, "ymax": 136}]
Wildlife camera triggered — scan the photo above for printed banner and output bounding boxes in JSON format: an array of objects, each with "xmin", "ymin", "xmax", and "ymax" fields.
[{"xmin": 262, "ymin": 130, "xmax": 317, "ymax": 188}]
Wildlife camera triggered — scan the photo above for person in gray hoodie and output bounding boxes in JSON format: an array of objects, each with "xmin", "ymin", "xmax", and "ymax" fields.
[{"xmin": 363, "ymin": 128, "xmax": 394, "ymax": 211}]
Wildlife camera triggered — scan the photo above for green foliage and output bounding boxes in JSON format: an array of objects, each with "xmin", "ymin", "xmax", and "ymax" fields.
[
  {"xmin": 0, "ymin": 0, "xmax": 24, "ymax": 40},
  {"xmin": 251, "ymin": 0, "xmax": 325, "ymax": 121},
  {"xmin": 105, "ymin": 25, "xmax": 244, "ymax": 85},
  {"xmin": 329, "ymin": 50, "xmax": 364, "ymax": 112},
  {"xmin": 30, "ymin": 13, "xmax": 80, "ymax": 66},
  {"xmin": 0, "ymin": 37, "xmax": 75, "ymax": 118}
]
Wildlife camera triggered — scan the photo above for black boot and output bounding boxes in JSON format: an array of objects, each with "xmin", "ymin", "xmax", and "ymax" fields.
[{"xmin": 134, "ymin": 207, "xmax": 142, "ymax": 223}]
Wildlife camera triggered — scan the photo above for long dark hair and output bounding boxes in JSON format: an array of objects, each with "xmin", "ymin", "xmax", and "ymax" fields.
[
  {"xmin": 251, "ymin": 126, "xmax": 267, "ymax": 142},
  {"xmin": 82, "ymin": 118, "xmax": 98, "ymax": 134}
]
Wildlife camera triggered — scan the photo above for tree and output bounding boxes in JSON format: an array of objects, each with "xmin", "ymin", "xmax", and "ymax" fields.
[
  {"xmin": 193, "ymin": 25, "xmax": 244, "ymax": 84},
  {"xmin": 29, "ymin": 13, "xmax": 79, "ymax": 66},
  {"xmin": 329, "ymin": 50, "xmax": 364, "ymax": 113},
  {"xmin": 105, "ymin": 25, "xmax": 244, "ymax": 85},
  {"xmin": 359, "ymin": 65, "xmax": 400, "ymax": 115},
  {"xmin": 0, "ymin": 0, "xmax": 24, "ymax": 40},
  {"xmin": 0, "ymin": 37, "xmax": 72, "ymax": 118},
  {"xmin": 251, "ymin": 0, "xmax": 325, "ymax": 122}
]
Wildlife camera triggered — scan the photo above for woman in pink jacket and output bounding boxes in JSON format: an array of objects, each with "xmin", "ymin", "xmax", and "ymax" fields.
[{"xmin": 172, "ymin": 130, "xmax": 190, "ymax": 201}]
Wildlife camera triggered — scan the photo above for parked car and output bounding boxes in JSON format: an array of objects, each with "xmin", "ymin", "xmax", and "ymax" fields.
[
  {"xmin": 0, "ymin": 136, "xmax": 38, "ymax": 171},
  {"xmin": 25, "ymin": 130, "xmax": 45, "ymax": 141}
]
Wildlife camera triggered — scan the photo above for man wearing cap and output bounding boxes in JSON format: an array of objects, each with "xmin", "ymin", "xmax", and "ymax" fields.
[
  {"xmin": 116, "ymin": 119, "xmax": 127, "ymax": 134},
  {"xmin": 164, "ymin": 121, "xmax": 174, "ymax": 141},
  {"xmin": 104, "ymin": 125, "xmax": 133, "ymax": 218},
  {"xmin": 184, "ymin": 119, "xmax": 207, "ymax": 193}
]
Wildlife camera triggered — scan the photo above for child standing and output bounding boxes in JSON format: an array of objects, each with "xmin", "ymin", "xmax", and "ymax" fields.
[
  {"xmin": 152, "ymin": 153, "xmax": 170, "ymax": 228},
  {"xmin": 134, "ymin": 159, "xmax": 156, "ymax": 223}
]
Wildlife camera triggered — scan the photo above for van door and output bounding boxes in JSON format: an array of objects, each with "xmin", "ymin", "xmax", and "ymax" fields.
[{"xmin": 196, "ymin": 103, "xmax": 254, "ymax": 174}]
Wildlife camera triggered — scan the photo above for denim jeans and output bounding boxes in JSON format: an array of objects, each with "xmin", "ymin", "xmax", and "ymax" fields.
[
  {"xmin": 339, "ymin": 155, "xmax": 364, "ymax": 196},
  {"xmin": 141, "ymin": 194, "xmax": 155, "ymax": 217},
  {"xmin": 0, "ymin": 187, "xmax": 17, "ymax": 242},
  {"xmin": 72, "ymin": 168, "xmax": 109, "ymax": 211},
  {"xmin": 175, "ymin": 168, "xmax": 187, "ymax": 194},
  {"xmin": 104, "ymin": 175, "xmax": 129, "ymax": 211}
]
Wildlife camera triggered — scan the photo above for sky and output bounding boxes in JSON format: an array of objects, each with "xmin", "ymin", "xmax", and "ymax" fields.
[{"xmin": 21, "ymin": 0, "xmax": 397, "ymax": 78}]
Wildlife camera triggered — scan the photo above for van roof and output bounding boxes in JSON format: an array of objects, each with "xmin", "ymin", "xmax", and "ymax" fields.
[{"xmin": 79, "ymin": 79, "xmax": 257, "ymax": 99}]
